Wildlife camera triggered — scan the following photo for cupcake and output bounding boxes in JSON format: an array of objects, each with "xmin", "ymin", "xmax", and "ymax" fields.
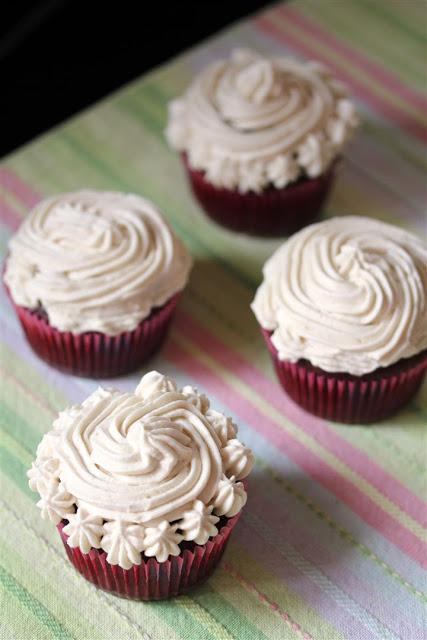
[
  {"xmin": 27, "ymin": 371, "xmax": 253, "ymax": 600},
  {"xmin": 251, "ymin": 216, "xmax": 427, "ymax": 423},
  {"xmin": 166, "ymin": 48, "xmax": 358, "ymax": 237},
  {"xmin": 3, "ymin": 191, "xmax": 192, "ymax": 377}
]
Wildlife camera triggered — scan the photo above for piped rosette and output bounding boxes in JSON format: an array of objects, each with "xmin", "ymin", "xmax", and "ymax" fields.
[
  {"xmin": 28, "ymin": 372, "xmax": 253, "ymax": 571},
  {"xmin": 166, "ymin": 48, "xmax": 358, "ymax": 193}
]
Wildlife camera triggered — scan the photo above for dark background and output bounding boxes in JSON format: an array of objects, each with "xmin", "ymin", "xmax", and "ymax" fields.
[{"xmin": 2, "ymin": 0, "xmax": 270, "ymax": 158}]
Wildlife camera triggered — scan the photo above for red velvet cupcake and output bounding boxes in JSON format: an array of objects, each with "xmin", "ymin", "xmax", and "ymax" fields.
[
  {"xmin": 3, "ymin": 190, "xmax": 192, "ymax": 377},
  {"xmin": 57, "ymin": 512, "xmax": 241, "ymax": 600},
  {"xmin": 182, "ymin": 153, "xmax": 337, "ymax": 237},
  {"xmin": 27, "ymin": 372, "xmax": 254, "ymax": 599},
  {"xmin": 5, "ymin": 289, "xmax": 180, "ymax": 378},
  {"xmin": 166, "ymin": 49, "xmax": 358, "ymax": 237},
  {"xmin": 262, "ymin": 329, "xmax": 427, "ymax": 424},
  {"xmin": 252, "ymin": 216, "xmax": 427, "ymax": 424}
]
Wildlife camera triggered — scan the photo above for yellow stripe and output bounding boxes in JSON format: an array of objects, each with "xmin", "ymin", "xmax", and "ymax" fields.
[
  {"xmin": 269, "ymin": 11, "xmax": 427, "ymax": 125},
  {"xmin": 213, "ymin": 565, "xmax": 318, "ymax": 640},
  {"xmin": 171, "ymin": 329, "xmax": 426, "ymax": 542},
  {"xmin": 176, "ymin": 597, "xmax": 236, "ymax": 640},
  {"xmin": 0, "ymin": 452, "xmax": 317, "ymax": 640},
  {"xmin": 178, "ymin": 293, "xmax": 427, "ymax": 499},
  {"xmin": 1, "ymin": 359, "xmax": 424, "ymax": 605},
  {"xmin": 0, "ymin": 185, "xmax": 28, "ymax": 217},
  {"xmin": 0, "ymin": 427, "xmax": 33, "ymax": 464}
]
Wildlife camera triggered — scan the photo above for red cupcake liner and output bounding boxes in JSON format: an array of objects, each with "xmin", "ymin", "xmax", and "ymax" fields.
[
  {"xmin": 57, "ymin": 512, "xmax": 241, "ymax": 600},
  {"xmin": 261, "ymin": 328, "xmax": 427, "ymax": 424},
  {"xmin": 8, "ymin": 290, "xmax": 180, "ymax": 378},
  {"xmin": 182, "ymin": 153, "xmax": 337, "ymax": 237}
]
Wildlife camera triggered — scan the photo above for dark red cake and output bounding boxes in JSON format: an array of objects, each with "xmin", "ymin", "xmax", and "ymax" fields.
[
  {"xmin": 183, "ymin": 153, "xmax": 336, "ymax": 237},
  {"xmin": 262, "ymin": 328, "xmax": 427, "ymax": 424}
]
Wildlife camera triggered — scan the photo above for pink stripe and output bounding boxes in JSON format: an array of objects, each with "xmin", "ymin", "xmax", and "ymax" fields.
[
  {"xmin": 254, "ymin": 16, "xmax": 427, "ymax": 143},
  {"xmin": 247, "ymin": 484, "xmax": 425, "ymax": 638},
  {"xmin": 3, "ymin": 307, "xmax": 422, "ymax": 636},
  {"xmin": 2, "ymin": 168, "xmax": 426, "ymax": 565},
  {"xmin": 224, "ymin": 562, "xmax": 315, "ymax": 640},
  {"xmin": 165, "ymin": 339, "xmax": 427, "ymax": 568},
  {"xmin": 174, "ymin": 312, "xmax": 427, "ymax": 529},
  {"xmin": 236, "ymin": 526, "xmax": 373, "ymax": 640},
  {"xmin": 0, "ymin": 168, "xmax": 40, "ymax": 208},
  {"xmin": 0, "ymin": 200, "xmax": 22, "ymax": 231},
  {"xmin": 278, "ymin": 5, "xmax": 427, "ymax": 114}
]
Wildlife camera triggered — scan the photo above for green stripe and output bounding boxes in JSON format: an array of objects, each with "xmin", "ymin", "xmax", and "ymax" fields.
[
  {"xmin": 133, "ymin": 68, "xmax": 427, "ymax": 173},
  {"xmin": 4, "ymin": 101, "xmax": 426, "ymax": 435},
  {"xmin": 297, "ymin": 0, "xmax": 426, "ymax": 89},
  {"xmin": 3, "ymin": 340, "xmax": 423, "ymax": 619},
  {"xmin": 3, "ymin": 95, "xmax": 427, "ymax": 438},
  {"xmin": 1, "ymin": 496, "xmax": 178, "ymax": 640},
  {"xmin": 0, "ymin": 338, "xmax": 67, "ymax": 412},
  {"xmin": 180, "ymin": 287, "xmax": 427, "ymax": 489},
  {"xmin": 0, "ymin": 565, "xmax": 73, "ymax": 639},
  {"xmin": 193, "ymin": 583, "xmax": 272, "ymax": 640},
  {"xmin": 0, "ymin": 588, "xmax": 58, "ymax": 640},
  {"xmin": 125, "ymin": 77, "xmax": 427, "ymax": 198},
  {"xmin": 2, "ymin": 352, "xmax": 423, "ymax": 605},
  {"xmin": 0, "ymin": 444, "xmax": 33, "ymax": 498},
  {"xmin": 148, "ymin": 599, "xmax": 221, "ymax": 640},
  {"xmin": 0, "ymin": 413, "xmax": 235, "ymax": 640},
  {"xmin": 0, "ymin": 398, "xmax": 41, "ymax": 454},
  {"xmin": 56, "ymin": 127, "xmax": 258, "ymax": 289},
  {"xmin": 357, "ymin": 0, "xmax": 426, "ymax": 42},
  {"xmin": 0, "ymin": 362, "xmax": 311, "ymax": 638},
  {"xmin": 254, "ymin": 456, "xmax": 427, "ymax": 604},
  {"xmin": 0, "ymin": 531, "xmax": 116, "ymax": 640},
  {"xmin": 361, "ymin": 122, "xmax": 427, "ymax": 174}
]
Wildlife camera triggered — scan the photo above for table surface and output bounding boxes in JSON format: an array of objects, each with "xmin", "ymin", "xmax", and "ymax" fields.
[{"xmin": 1, "ymin": 1, "xmax": 426, "ymax": 639}]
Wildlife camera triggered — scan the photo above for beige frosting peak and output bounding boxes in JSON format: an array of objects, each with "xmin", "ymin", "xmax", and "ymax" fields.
[
  {"xmin": 252, "ymin": 216, "xmax": 427, "ymax": 376},
  {"xmin": 28, "ymin": 372, "xmax": 253, "ymax": 567},
  {"xmin": 166, "ymin": 48, "xmax": 358, "ymax": 193},
  {"xmin": 4, "ymin": 190, "xmax": 192, "ymax": 335}
]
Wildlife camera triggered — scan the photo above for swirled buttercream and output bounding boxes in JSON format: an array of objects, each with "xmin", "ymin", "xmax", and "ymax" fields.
[
  {"xmin": 4, "ymin": 190, "xmax": 192, "ymax": 335},
  {"xmin": 28, "ymin": 372, "xmax": 253, "ymax": 567},
  {"xmin": 251, "ymin": 216, "xmax": 427, "ymax": 375},
  {"xmin": 166, "ymin": 48, "xmax": 358, "ymax": 193}
]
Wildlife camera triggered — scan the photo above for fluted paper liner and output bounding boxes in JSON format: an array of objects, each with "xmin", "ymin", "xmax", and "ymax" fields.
[
  {"xmin": 183, "ymin": 153, "xmax": 336, "ymax": 237},
  {"xmin": 58, "ymin": 512, "xmax": 241, "ymax": 600},
  {"xmin": 7, "ymin": 288, "xmax": 180, "ymax": 378},
  {"xmin": 262, "ymin": 328, "xmax": 427, "ymax": 424}
]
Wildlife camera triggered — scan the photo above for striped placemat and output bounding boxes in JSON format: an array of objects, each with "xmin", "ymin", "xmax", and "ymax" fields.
[{"xmin": 1, "ymin": 1, "xmax": 426, "ymax": 638}]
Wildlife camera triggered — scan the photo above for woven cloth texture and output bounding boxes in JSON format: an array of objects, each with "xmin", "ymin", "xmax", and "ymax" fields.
[{"xmin": 1, "ymin": 1, "xmax": 426, "ymax": 638}]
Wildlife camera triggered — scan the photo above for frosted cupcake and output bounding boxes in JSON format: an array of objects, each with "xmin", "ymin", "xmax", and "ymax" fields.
[
  {"xmin": 28, "ymin": 371, "xmax": 253, "ymax": 599},
  {"xmin": 166, "ymin": 48, "xmax": 358, "ymax": 237},
  {"xmin": 4, "ymin": 191, "xmax": 192, "ymax": 377},
  {"xmin": 252, "ymin": 216, "xmax": 427, "ymax": 423}
]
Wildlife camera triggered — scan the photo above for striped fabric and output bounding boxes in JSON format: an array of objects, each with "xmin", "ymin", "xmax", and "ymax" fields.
[{"xmin": 1, "ymin": 1, "xmax": 426, "ymax": 638}]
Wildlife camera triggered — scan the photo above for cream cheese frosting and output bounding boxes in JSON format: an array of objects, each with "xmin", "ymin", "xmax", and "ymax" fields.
[
  {"xmin": 251, "ymin": 216, "xmax": 427, "ymax": 376},
  {"xmin": 28, "ymin": 372, "xmax": 253, "ymax": 567},
  {"xmin": 4, "ymin": 190, "xmax": 192, "ymax": 335},
  {"xmin": 166, "ymin": 48, "xmax": 358, "ymax": 193}
]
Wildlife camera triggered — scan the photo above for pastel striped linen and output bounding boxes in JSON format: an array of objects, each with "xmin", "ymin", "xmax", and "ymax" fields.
[{"xmin": 1, "ymin": 0, "xmax": 426, "ymax": 638}]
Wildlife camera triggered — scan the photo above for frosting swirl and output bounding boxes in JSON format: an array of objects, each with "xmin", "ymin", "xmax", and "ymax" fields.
[
  {"xmin": 251, "ymin": 216, "xmax": 427, "ymax": 375},
  {"xmin": 4, "ymin": 190, "xmax": 192, "ymax": 335},
  {"xmin": 28, "ymin": 372, "xmax": 253, "ymax": 566},
  {"xmin": 166, "ymin": 49, "xmax": 358, "ymax": 193}
]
